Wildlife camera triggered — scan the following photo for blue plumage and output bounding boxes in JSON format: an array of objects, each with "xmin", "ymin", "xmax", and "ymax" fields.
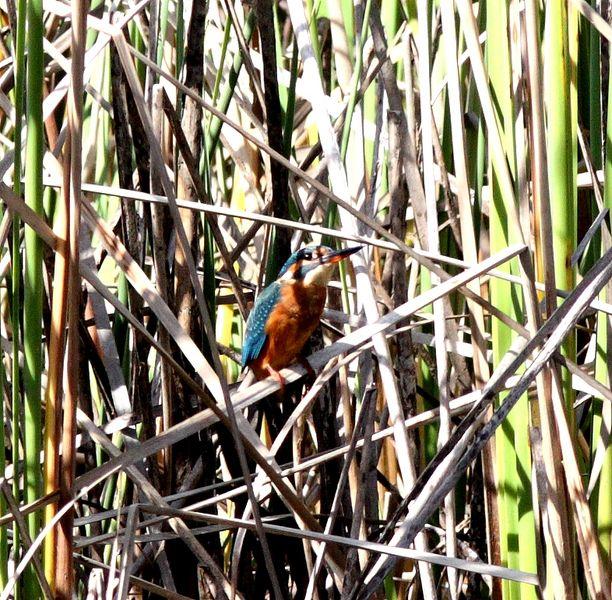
[
  {"xmin": 241, "ymin": 245, "xmax": 361, "ymax": 378},
  {"xmin": 277, "ymin": 246, "xmax": 320, "ymax": 277},
  {"xmin": 243, "ymin": 248, "xmax": 319, "ymax": 367},
  {"xmin": 242, "ymin": 281, "xmax": 281, "ymax": 366}
]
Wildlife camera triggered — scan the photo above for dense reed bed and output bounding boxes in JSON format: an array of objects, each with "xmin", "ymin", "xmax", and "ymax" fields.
[{"xmin": 0, "ymin": 0, "xmax": 609, "ymax": 598}]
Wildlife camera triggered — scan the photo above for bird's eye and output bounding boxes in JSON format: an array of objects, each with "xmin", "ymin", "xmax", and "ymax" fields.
[{"xmin": 302, "ymin": 250, "xmax": 312, "ymax": 260}]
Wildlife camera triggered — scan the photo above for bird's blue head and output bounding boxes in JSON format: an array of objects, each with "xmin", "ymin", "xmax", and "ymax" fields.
[{"xmin": 277, "ymin": 245, "xmax": 362, "ymax": 286}]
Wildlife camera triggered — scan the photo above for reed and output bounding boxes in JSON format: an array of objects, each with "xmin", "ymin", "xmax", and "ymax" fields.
[
  {"xmin": 595, "ymin": 56, "xmax": 612, "ymax": 568},
  {"xmin": 22, "ymin": 0, "xmax": 45, "ymax": 595},
  {"xmin": 486, "ymin": 2, "xmax": 538, "ymax": 596},
  {"xmin": 0, "ymin": 1, "xmax": 608, "ymax": 598},
  {"xmin": 9, "ymin": 0, "xmax": 26, "ymax": 594}
]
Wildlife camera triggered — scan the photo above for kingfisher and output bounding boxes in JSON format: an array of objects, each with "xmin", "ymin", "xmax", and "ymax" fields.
[{"xmin": 242, "ymin": 245, "xmax": 362, "ymax": 387}]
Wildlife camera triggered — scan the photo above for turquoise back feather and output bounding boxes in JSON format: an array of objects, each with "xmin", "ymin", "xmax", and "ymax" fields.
[{"xmin": 242, "ymin": 281, "xmax": 282, "ymax": 366}]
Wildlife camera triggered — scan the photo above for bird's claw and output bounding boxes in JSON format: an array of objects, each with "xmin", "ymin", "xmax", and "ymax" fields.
[{"xmin": 265, "ymin": 365, "xmax": 286, "ymax": 395}]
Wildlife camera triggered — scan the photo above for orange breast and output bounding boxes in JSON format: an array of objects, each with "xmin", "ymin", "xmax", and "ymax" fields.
[{"xmin": 250, "ymin": 282, "xmax": 327, "ymax": 378}]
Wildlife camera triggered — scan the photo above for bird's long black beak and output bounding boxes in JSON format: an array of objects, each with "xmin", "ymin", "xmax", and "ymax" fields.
[{"xmin": 321, "ymin": 245, "xmax": 362, "ymax": 265}]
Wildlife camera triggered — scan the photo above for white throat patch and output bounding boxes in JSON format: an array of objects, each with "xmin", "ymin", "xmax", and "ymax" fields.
[{"xmin": 302, "ymin": 264, "xmax": 334, "ymax": 287}]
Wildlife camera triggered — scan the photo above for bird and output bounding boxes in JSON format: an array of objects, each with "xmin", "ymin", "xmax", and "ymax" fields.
[{"xmin": 242, "ymin": 244, "xmax": 362, "ymax": 388}]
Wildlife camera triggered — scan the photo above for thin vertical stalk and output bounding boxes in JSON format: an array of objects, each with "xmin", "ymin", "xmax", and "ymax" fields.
[
  {"xmin": 174, "ymin": 0, "xmax": 207, "ymax": 353},
  {"xmin": 510, "ymin": 8, "xmax": 542, "ymax": 595},
  {"xmin": 11, "ymin": 0, "xmax": 26, "ymax": 593},
  {"xmin": 204, "ymin": 11, "xmax": 256, "ymax": 157},
  {"xmin": 283, "ymin": 38, "xmax": 299, "ymax": 158},
  {"xmin": 273, "ymin": 2, "xmax": 287, "ymax": 110},
  {"xmin": 462, "ymin": 14, "xmax": 502, "ymax": 580},
  {"xmin": 486, "ymin": 1, "xmax": 537, "ymax": 598},
  {"xmin": 157, "ymin": 0, "xmax": 170, "ymax": 68},
  {"xmin": 588, "ymin": 1, "xmax": 602, "ymax": 186},
  {"xmin": 55, "ymin": 1, "xmax": 85, "ymax": 597},
  {"xmin": 327, "ymin": 0, "xmax": 352, "ymax": 93},
  {"xmin": 440, "ymin": 3, "xmax": 490, "ymax": 594},
  {"xmin": 23, "ymin": 0, "xmax": 45, "ymax": 593},
  {"xmin": 336, "ymin": 0, "xmax": 372, "ymax": 256},
  {"xmin": 524, "ymin": 0, "xmax": 577, "ymax": 597},
  {"xmin": 545, "ymin": 0, "xmax": 576, "ymax": 409},
  {"xmin": 150, "ymin": 85, "xmax": 173, "ymax": 490},
  {"xmin": 41, "ymin": 170, "xmax": 69, "ymax": 592},
  {"xmin": 441, "ymin": 0, "xmax": 488, "ymax": 388},
  {"xmin": 416, "ymin": 0, "xmax": 455, "ymax": 596},
  {"xmin": 341, "ymin": 0, "xmax": 355, "ymax": 55},
  {"xmin": 487, "ymin": 11, "xmax": 520, "ymax": 597},
  {"xmin": 594, "ymin": 53, "xmax": 612, "ymax": 566},
  {"xmin": 176, "ymin": 0, "xmax": 184, "ymax": 78},
  {"xmin": 339, "ymin": 0, "xmax": 374, "ymax": 161},
  {"xmin": 304, "ymin": 0, "xmax": 322, "ymax": 78},
  {"xmin": 0, "ymin": 285, "xmax": 6, "ymax": 588},
  {"xmin": 92, "ymin": 48, "xmax": 112, "ymax": 193},
  {"xmin": 593, "ymin": 302, "xmax": 612, "ymax": 565},
  {"xmin": 255, "ymin": 0, "xmax": 291, "ymax": 282}
]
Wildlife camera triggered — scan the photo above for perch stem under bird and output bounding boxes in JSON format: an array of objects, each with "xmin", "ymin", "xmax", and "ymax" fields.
[{"xmin": 241, "ymin": 245, "xmax": 362, "ymax": 389}]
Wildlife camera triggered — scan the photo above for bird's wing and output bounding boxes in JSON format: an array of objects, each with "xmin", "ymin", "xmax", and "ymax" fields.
[{"xmin": 242, "ymin": 282, "xmax": 282, "ymax": 366}]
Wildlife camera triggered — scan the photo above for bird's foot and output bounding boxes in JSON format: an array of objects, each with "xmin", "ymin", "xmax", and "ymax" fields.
[{"xmin": 265, "ymin": 365, "xmax": 286, "ymax": 395}]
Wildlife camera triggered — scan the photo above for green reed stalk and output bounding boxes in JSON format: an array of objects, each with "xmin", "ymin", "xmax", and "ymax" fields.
[
  {"xmin": 304, "ymin": 0, "xmax": 322, "ymax": 78},
  {"xmin": 545, "ymin": 0, "xmax": 576, "ymax": 410},
  {"xmin": 341, "ymin": 0, "xmax": 355, "ymax": 54},
  {"xmin": 587, "ymin": 4, "xmax": 602, "ymax": 192},
  {"xmin": 594, "ymin": 59, "xmax": 612, "ymax": 566},
  {"xmin": 157, "ymin": 0, "xmax": 170, "ymax": 68},
  {"xmin": 129, "ymin": 19, "xmax": 147, "ymax": 84},
  {"xmin": 319, "ymin": 0, "xmax": 374, "ymax": 247},
  {"xmin": 464, "ymin": 4, "xmax": 486, "ymax": 241},
  {"xmin": 339, "ymin": 0, "xmax": 373, "ymax": 160},
  {"xmin": 273, "ymin": 2, "xmax": 287, "ymax": 110},
  {"xmin": 205, "ymin": 11, "xmax": 256, "ymax": 157},
  {"xmin": 486, "ymin": 2, "xmax": 537, "ymax": 598},
  {"xmin": 176, "ymin": 0, "xmax": 184, "ymax": 77},
  {"xmin": 94, "ymin": 48, "xmax": 112, "ymax": 194},
  {"xmin": 85, "ymin": 0, "xmax": 105, "ymax": 48},
  {"xmin": 23, "ymin": 0, "xmax": 45, "ymax": 595},
  {"xmin": 211, "ymin": 18, "xmax": 232, "ymax": 112},
  {"xmin": 10, "ymin": 0, "xmax": 27, "ymax": 594},
  {"xmin": 283, "ymin": 38, "xmax": 299, "ymax": 158},
  {"xmin": 573, "ymin": 3, "xmax": 601, "ymax": 273}
]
